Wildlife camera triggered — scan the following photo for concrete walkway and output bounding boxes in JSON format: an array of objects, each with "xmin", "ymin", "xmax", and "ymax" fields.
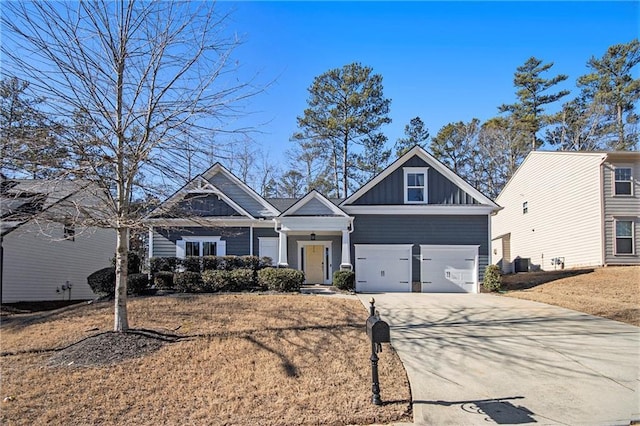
[{"xmin": 357, "ymin": 293, "xmax": 640, "ymax": 425}]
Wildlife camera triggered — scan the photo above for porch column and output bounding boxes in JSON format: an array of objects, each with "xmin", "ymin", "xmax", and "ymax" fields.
[
  {"xmin": 277, "ymin": 230, "xmax": 289, "ymax": 267},
  {"xmin": 340, "ymin": 229, "xmax": 352, "ymax": 270}
]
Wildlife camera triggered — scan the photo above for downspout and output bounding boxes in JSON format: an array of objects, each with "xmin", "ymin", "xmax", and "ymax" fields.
[
  {"xmin": 249, "ymin": 224, "xmax": 254, "ymax": 256},
  {"xmin": 148, "ymin": 226, "xmax": 154, "ymax": 280}
]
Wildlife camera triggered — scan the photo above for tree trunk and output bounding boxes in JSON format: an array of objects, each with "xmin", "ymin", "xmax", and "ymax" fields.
[
  {"xmin": 617, "ymin": 103, "xmax": 624, "ymax": 149},
  {"xmin": 114, "ymin": 226, "xmax": 129, "ymax": 332},
  {"xmin": 342, "ymin": 135, "xmax": 348, "ymax": 198}
]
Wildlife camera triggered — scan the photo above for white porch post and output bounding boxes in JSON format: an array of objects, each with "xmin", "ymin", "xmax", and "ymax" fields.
[
  {"xmin": 278, "ymin": 230, "xmax": 289, "ymax": 267},
  {"xmin": 340, "ymin": 229, "xmax": 352, "ymax": 270}
]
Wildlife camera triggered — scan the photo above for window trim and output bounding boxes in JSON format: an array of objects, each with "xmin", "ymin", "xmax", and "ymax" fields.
[
  {"xmin": 176, "ymin": 236, "xmax": 225, "ymax": 258},
  {"xmin": 403, "ymin": 167, "xmax": 429, "ymax": 204},
  {"xmin": 614, "ymin": 219, "xmax": 635, "ymax": 256},
  {"xmin": 613, "ymin": 166, "xmax": 633, "ymax": 196}
]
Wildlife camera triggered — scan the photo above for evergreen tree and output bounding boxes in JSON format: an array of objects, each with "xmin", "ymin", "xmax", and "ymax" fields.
[
  {"xmin": 577, "ymin": 39, "xmax": 639, "ymax": 150},
  {"xmin": 353, "ymin": 133, "xmax": 391, "ymax": 185},
  {"xmin": 395, "ymin": 116, "xmax": 430, "ymax": 157},
  {"xmin": 499, "ymin": 57, "xmax": 570, "ymax": 150},
  {"xmin": 430, "ymin": 119, "xmax": 481, "ymax": 183},
  {"xmin": 293, "ymin": 62, "xmax": 391, "ymax": 198}
]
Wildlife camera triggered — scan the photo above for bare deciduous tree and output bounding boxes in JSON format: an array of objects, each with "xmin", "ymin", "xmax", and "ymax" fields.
[{"xmin": 1, "ymin": 1, "xmax": 259, "ymax": 331}]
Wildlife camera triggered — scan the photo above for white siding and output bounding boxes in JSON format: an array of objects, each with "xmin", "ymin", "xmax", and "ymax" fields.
[
  {"xmin": 492, "ymin": 152, "xmax": 605, "ymax": 271},
  {"xmin": 602, "ymin": 157, "xmax": 640, "ymax": 265},
  {"xmin": 2, "ymin": 222, "xmax": 115, "ymax": 303}
]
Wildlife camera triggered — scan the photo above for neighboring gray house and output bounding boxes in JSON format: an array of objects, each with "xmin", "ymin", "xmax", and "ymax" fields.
[
  {"xmin": 1, "ymin": 177, "xmax": 116, "ymax": 303},
  {"xmin": 146, "ymin": 146, "xmax": 500, "ymax": 293},
  {"xmin": 492, "ymin": 151, "xmax": 640, "ymax": 273}
]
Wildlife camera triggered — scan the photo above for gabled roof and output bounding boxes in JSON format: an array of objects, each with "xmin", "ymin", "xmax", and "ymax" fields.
[
  {"xmin": 201, "ymin": 163, "xmax": 280, "ymax": 217},
  {"xmin": 279, "ymin": 190, "xmax": 349, "ymax": 217},
  {"xmin": 1, "ymin": 177, "xmax": 93, "ymax": 236},
  {"xmin": 340, "ymin": 145, "xmax": 498, "ymax": 208},
  {"xmin": 146, "ymin": 163, "xmax": 281, "ymax": 221}
]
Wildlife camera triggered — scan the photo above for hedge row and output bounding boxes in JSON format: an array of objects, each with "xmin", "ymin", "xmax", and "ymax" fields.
[
  {"xmin": 150, "ymin": 255, "xmax": 273, "ymax": 273},
  {"xmin": 158, "ymin": 267, "xmax": 304, "ymax": 293},
  {"xmin": 87, "ymin": 266, "xmax": 305, "ymax": 296}
]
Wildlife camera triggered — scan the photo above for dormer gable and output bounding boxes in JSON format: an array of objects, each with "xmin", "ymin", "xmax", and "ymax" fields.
[{"xmin": 341, "ymin": 146, "xmax": 498, "ymax": 208}]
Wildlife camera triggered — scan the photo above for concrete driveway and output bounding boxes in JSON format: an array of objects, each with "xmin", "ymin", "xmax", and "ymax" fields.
[{"xmin": 357, "ymin": 293, "xmax": 639, "ymax": 425}]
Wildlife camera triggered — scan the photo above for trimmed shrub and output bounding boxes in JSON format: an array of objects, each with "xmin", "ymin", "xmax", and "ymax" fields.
[
  {"xmin": 230, "ymin": 268, "xmax": 256, "ymax": 291},
  {"xmin": 240, "ymin": 255, "xmax": 261, "ymax": 271},
  {"xmin": 483, "ymin": 265, "xmax": 502, "ymax": 292},
  {"xmin": 182, "ymin": 256, "xmax": 202, "ymax": 272},
  {"xmin": 333, "ymin": 270, "xmax": 355, "ymax": 291},
  {"xmin": 174, "ymin": 271, "xmax": 203, "ymax": 293},
  {"xmin": 202, "ymin": 256, "xmax": 219, "ymax": 271},
  {"xmin": 150, "ymin": 257, "xmax": 179, "ymax": 273},
  {"xmin": 87, "ymin": 267, "xmax": 116, "ymax": 296},
  {"xmin": 153, "ymin": 271, "xmax": 174, "ymax": 290},
  {"xmin": 127, "ymin": 273, "xmax": 150, "ymax": 295},
  {"xmin": 219, "ymin": 256, "xmax": 241, "ymax": 271},
  {"xmin": 258, "ymin": 267, "xmax": 304, "ymax": 292},
  {"xmin": 259, "ymin": 256, "xmax": 274, "ymax": 269},
  {"xmin": 201, "ymin": 270, "xmax": 233, "ymax": 292}
]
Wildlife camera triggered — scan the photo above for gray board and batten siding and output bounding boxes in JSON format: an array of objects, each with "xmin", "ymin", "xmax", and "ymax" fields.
[
  {"xmin": 350, "ymin": 215, "xmax": 490, "ymax": 282},
  {"xmin": 171, "ymin": 194, "xmax": 243, "ymax": 218},
  {"xmin": 207, "ymin": 172, "xmax": 275, "ymax": 218},
  {"xmin": 352, "ymin": 156, "xmax": 480, "ymax": 205},
  {"xmin": 291, "ymin": 198, "xmax": 342, "ymax": 216}
]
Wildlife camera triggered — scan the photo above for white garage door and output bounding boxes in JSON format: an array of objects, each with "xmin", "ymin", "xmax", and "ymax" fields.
[
  {"xmin": 355, "ymin": 245, "xmax": 412, "ymax": 292},
  {"xmin": 420, "ymin": 245, "xmax": 479, "ymax": 293}
]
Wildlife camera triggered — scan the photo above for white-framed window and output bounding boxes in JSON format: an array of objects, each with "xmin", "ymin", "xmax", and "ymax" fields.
[
  {"xmin": 614, "ymin": 220, "xmax": 634, "ymax": 255},
  {"xmin": 614, "ymin": 167, "xmax": 633, "ymax": 196},
  {"xmin": 522, "ymin": 201, "xmax": 528, "ymax": 214},
  {"xmin": 404, "ymin": 167, "xmax": 429, "ymax": 204},
  {"xmin": 176, "ymin": 236, "xmax": 226, "ymax": 258}
]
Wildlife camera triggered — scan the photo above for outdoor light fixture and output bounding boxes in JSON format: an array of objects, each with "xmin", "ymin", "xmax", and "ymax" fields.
[{"xmin": 310, "ymin": 233, "xmax": 316, "ymax": 240}]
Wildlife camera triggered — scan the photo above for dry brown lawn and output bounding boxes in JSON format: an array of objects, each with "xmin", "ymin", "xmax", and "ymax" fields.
[
  {"xmin": 501, "ymin": 266, "xmax": 639, "ymax": 326},
  {"xmin": 0, "ymin": 294, "xmax": 411, "ymax": 425}
]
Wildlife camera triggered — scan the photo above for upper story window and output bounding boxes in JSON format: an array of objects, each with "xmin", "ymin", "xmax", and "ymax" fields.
[
  {"xmin": 404, "ymin": 167, "xmax": 429, "ymax": 204},
  {"xmin": 522, "ymin": 201, "xmax": 528, "ymax": 214},
  {"xmin": 614, "ymin": 167, "xmax": 633, "ymax": 196}
]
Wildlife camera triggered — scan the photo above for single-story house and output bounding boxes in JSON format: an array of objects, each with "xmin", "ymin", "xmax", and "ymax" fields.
[
  {"xmin": 492, "ymin": 151, "xmax": 640, "ymax": 272},
  {"xmin": 145, "ymin": 146, "xmax": 500, "ymax": 293},
  {"xmin": 1, "ymin": 176, "xmax": 116, "ymax": 303}
]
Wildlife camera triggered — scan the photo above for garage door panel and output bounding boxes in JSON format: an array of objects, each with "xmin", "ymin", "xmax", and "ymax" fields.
[
  {"xmin": 421, "ymin": 245, "xmax": 478, "ymax": 293},
  {"xmin": 355, "ymin": 245, "xmax": 412, "ymax": 292}
]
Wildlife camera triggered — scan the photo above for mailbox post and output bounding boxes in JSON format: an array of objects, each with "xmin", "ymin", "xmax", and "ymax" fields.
[{"xmin": 366, "ymin": 297, "xmax": 390, "ymax": 405}]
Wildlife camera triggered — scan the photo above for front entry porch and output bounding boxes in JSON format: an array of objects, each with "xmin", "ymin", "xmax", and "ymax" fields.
[{"xmin": 274, "ymin": 215, "xmax": 353, "ymax": 285}]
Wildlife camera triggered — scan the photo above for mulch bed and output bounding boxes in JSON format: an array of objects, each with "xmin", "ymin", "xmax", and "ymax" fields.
[{"xmin": 47, "ymin": 330, "xmax": 179, "ymax": 367}]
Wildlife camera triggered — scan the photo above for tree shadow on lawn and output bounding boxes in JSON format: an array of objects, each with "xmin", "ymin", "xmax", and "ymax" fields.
[{"xmin": 500, "ymin": 268, "xmax": 595, "ymax": 291}]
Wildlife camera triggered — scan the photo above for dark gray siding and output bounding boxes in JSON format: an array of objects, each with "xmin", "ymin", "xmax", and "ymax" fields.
[
  {"xmin": 294, "ymin": 198, "xmax": 338, "ymax": 216},
  {"xmin": 350, "ymin": 215, "xmax": 489, "ymax": 281},
  {"xmin": 174, "ymin": 194, "xmax": 242, "ymax": 217},
  {"xmin": 208, "ymin": 173, "xmax": 274, "ymax": 218},
  {"xmin": 252, "ymin": 227, "xmax": 279, "ymax": 256},
  {"xmin": 152, "ymin": 226, "xmax": 250, "ymax": 257},
  {"xmin": 352, "ymin": 156, "xmax": 478, "ymax": 205}
]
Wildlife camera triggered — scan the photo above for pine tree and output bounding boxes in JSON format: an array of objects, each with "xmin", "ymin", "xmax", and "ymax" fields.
[
  {"xmin": 395, "ymin": 116, "xmax": 430, "ymax": 157},
  {"xmin": 499, "ymin": 57, "xmax": 570, "ymax": 150}
]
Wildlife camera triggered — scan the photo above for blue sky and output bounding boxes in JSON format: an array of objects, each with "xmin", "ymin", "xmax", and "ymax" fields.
[{"xmin": 217, "ymin": 1, "xmax": 638, "ymax": 164}]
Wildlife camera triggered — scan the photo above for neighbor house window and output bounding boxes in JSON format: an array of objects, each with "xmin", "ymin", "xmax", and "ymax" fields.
[
  {"xmin": 522, "ymin": 201, "xmax": 528, "ymax": 214},
  {"xmin": 615, "ymin": 220, "xmax": 634, "ymax": 255},
  {"xmin": 404, "ymin": 167, "xmax": 429, "ymax": 204},
  {"xmin": 63, "ymin": 223, "xmax": 75, "ymax": 241},
  {"xmin": 177, "ymin": 237, "xmax": 225, "ymax": 258},
  {"xmin": 614, "ymin": 167, "xmax": 632, "ymax": 196}
]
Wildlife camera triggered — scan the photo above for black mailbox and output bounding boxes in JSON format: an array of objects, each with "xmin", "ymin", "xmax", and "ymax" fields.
[{"xmin": 366, "ymin": 316, "xmax": 390, "ymax": 343}]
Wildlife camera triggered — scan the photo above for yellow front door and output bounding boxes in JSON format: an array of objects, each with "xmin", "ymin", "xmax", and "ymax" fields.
[{"xmin": 305, "ymin": 245, "xmax": 324, "ymax": 283}]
